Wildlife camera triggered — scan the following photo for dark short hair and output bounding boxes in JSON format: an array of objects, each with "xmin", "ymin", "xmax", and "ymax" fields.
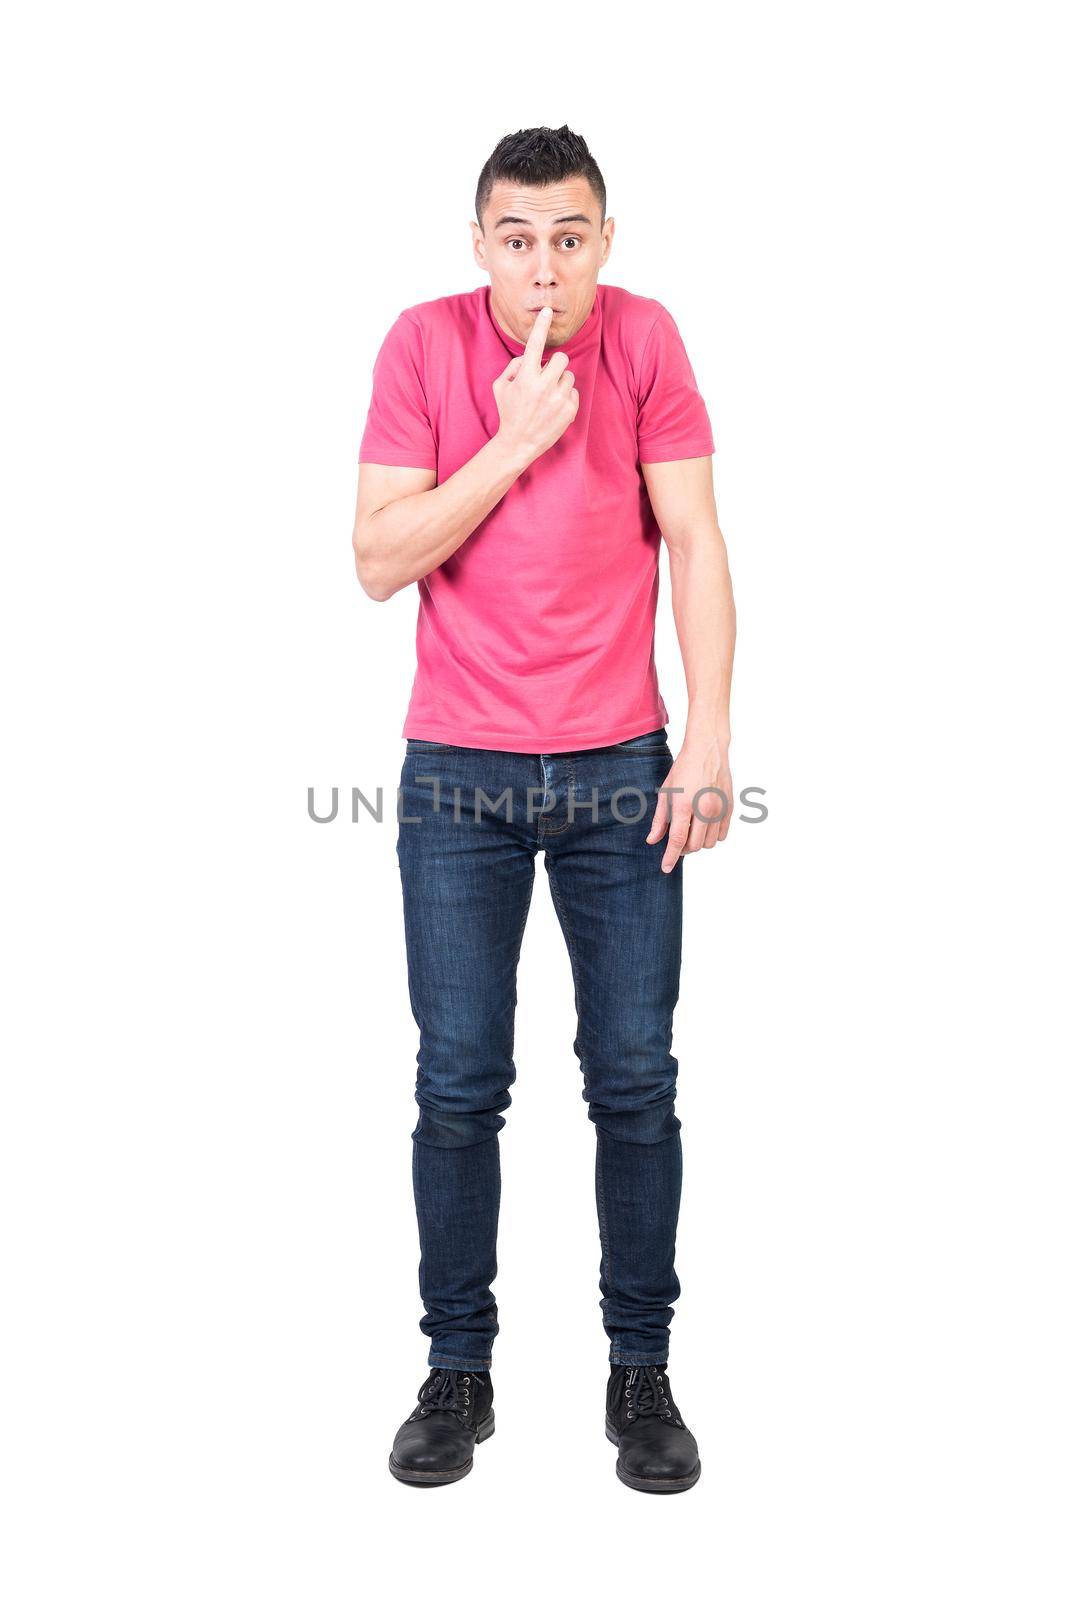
[{"xmin": 475, "ymin": 125, "xmax": 606, "ymax": 232}]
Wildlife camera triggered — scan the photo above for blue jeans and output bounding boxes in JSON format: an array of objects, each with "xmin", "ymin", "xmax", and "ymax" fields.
[{"xmin": 395, "ymin": 727, "xmax": 684, "ymax": 1371}]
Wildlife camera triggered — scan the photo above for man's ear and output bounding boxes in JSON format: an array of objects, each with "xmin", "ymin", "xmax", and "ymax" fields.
[{"xmin": 470, "ymin": 220, "xmax": 487, "ymax": 270}]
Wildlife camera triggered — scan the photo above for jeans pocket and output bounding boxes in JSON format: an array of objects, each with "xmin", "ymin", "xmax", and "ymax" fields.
[
  {"xmin": 406, "ymin": 739, "xmax": 456, "ymax": 752},
  {"xmin": 614, "ymin": 728, "xmax": 669, "ymax": 753}
]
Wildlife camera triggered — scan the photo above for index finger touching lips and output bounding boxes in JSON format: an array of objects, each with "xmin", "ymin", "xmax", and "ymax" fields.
[{"xmin": 521, "ymin": 304, "xmax": 554, "ymax": 371}]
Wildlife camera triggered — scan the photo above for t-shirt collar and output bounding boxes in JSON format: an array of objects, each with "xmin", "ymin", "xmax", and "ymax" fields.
[{"xmin": 486, "ymin": 285, "xmax": 603, "ymax": 359}]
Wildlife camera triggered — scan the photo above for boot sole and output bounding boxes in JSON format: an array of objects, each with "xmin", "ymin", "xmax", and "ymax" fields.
[
  {"xmin": 388, "ymin": 1415, "xmax": 495, "ymax": 1486},
  {"xmin": 605, "ymin": 1422, "xmax": 701, "ymax": 1494}
]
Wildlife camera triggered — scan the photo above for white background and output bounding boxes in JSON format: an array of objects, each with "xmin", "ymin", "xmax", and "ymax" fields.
[{"xmin": 2, "ymin": 2, "xmax": 1065, "ymax": 1595}]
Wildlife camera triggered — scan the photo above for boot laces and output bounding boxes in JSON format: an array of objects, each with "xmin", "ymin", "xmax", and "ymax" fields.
[
  {"xmin": 416, "ymin": 1368, "xmax": 485, "ymax": 1422},
  {"xmin": 624, "ymin": 1365, "xmax": 683, "ymax": 1428}
]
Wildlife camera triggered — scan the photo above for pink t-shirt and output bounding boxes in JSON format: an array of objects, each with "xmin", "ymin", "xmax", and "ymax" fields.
[{"xmin": 358, "ymin": 282, "xmax": 714, "ymax": 753}]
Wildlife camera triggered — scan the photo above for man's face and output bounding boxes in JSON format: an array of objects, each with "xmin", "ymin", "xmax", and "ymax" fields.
[{"xmin": 471, "ymin": 177, "xmax": 614, "ymax": 347}]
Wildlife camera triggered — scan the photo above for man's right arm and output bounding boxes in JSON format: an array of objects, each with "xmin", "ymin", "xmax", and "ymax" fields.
[
  {"xmin": 352, "ymin": 437, "xmax": 527, "ymax": 602},
  {"xmin": 352, "ymin": 304, "xmax": 577, "ymax": 601}
]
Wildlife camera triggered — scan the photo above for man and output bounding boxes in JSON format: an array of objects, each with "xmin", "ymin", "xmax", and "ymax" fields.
[{"xmin": 353, "ymin": 126, "xmax": 735, "ymax": 1493}]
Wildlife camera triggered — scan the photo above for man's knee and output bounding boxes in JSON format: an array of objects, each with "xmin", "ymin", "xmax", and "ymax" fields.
[
  {"xmin": 588, "ymin": 1097, "xmax": 681, "ymax": 1144},
  {"xmin": 579, "ymin": 1033, "xmax": 681, "ymax": 1143},
  {"xmin": 412, "ymin": 1103, "xmax": 508, "ymax": 1148},
  {"xmin": 411, "ymin": 1032, "xmax": 515, "ymax": 1146}
]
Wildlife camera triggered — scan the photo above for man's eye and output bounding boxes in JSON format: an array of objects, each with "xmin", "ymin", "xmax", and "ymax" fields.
[{"xmin": 561, "ymin": 237, "xmax": 580, "ymax": 249}]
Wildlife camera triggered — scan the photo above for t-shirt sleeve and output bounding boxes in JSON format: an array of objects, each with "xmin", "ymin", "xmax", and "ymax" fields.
[
  {"xmin": 357, "ymin": 312, "xmax": 438, "ymax": 470},
  {"xmin": 636, "ymin": 307, "xmax": 715, "ymax": 464}
]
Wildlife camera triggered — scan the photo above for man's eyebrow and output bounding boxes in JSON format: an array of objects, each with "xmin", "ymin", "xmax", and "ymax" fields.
[{"xmin": 493, "ymin": 214, "xmax": 594, "ymax": 229}]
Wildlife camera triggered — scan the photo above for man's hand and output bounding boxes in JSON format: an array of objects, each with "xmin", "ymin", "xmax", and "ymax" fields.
[
  {"xmin": 492, "ymin": 305, "xmax": 580, "ymax": 469},
  {"xmin": 646, "ymin": 735, "xmax": 734, "ymax": 873}
]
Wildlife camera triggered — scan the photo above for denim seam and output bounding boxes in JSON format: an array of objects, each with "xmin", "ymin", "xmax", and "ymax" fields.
[
  {"xmin": 538, "ymin": 754, "xmax": 577, "ymax": 836},
  {"xmin": 595, "ymin": 1130, "xmax": 614, "ymax": 1332},
  {"xmin": 429, "ymin": 1355, "xmax": 493, "ymax": 1363},
  {"xmin": 516, "ymin": 862, "xmax": 536, "ymax": 967},
  {"xmin": 429, "ymin": 1354, "xmax": 492, "ymax": 1370},
  {"xmin": 502, "ymin": 859, "xmax": 536, "ymax": 1098},
  {"xmin": 544, "ymin": 853, "xmax": 583, "ymax": 1055}
]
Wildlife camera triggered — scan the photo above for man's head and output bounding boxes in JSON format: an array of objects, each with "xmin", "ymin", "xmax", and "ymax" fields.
[{"xmin": 471, "ymin": 125, "xmax": 614, "ymax": 349}]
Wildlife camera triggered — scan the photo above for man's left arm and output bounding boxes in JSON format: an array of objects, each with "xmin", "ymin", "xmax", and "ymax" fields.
[{"xmin": 641, "ymin": 455, "xmax": 736, "ymax": 874}]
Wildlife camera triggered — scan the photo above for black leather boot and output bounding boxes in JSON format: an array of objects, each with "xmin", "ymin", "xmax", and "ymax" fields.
[
  {"xmin": 606, "ymin": 1364, "xmax": 701, "ymax": 1493},
  {"xmin": 388, "ymin": 1367, "xmax": 494, "ymax": 1486}
]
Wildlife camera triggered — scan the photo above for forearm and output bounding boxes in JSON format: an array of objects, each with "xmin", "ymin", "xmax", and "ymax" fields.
[
  {"xmin": 357, "ymin": 438, "xmax": 526, "ymax": 600},
  {"xmin": 666, "ymin": 523, "xmax": 736, "ymax": 750}
]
